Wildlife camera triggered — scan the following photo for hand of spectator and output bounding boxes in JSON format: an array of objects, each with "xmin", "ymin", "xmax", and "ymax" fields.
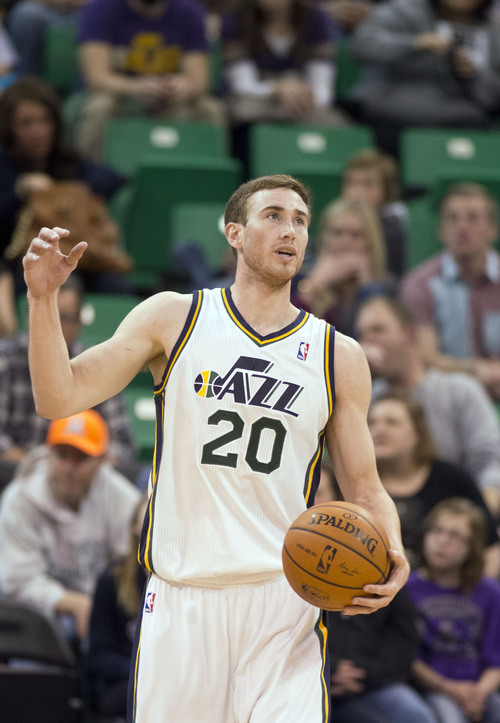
[
  {"xmin": 321, "ymin": 249, "xmax": 372, "ymax": 285},
  {"xmin": 414, "ymin": 32, "xmax": 451, "ymax": 56},
  {"xmin": 129, "ymin": 75, "xmax": 170, "ymax": 108},
  {"xmin": 55, "ymin": 590, "xmax": 93, "ymax": 639},
  {"xmin": 161, "ymin": 74, "xmax": 195, "ymax": 105},
  {"xmin": 273, "ymin": 77, "xmax": 314, "ymax": 121},
  {"xmin": 463, "ymin": 682, "xmax": 488, "ymax": 722},
  {"xmin": 330, "ymin": 659, "xmax": 366, "ymax": 696},
  {"xmin": 15, "ymin": 173, "xmax": 53, "ymax": 201},
  {"xmin": 482, "ymin": 486, "xmax": 500, "ymax": 520},
  {"xmin": 441, "ymin": 679, "xmax": 482, "ymax": 717},
  {"xmin": 451, "ymin": 47, "xmax": 477, "ymax": 79},
  {"xmin": 475, "ymin": 359, "xmax": 500, "ymax": 400}
]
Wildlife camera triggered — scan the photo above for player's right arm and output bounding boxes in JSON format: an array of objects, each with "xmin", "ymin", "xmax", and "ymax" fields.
[{"xmin": 23, "ymin": 226, "xmax": 185, "ymax": 419}]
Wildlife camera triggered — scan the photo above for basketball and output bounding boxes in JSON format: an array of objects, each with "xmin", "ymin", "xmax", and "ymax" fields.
[{"xmin": 282, "ymin": 501, "xmax": 391, "ymax": 611}]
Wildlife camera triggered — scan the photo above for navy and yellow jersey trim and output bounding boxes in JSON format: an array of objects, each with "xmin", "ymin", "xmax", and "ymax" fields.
[
  {"xmin": 303, "ymin": 432, "xmax": 326, "ymax": 507},
  {"xmin": 324, "ymin": 323, "xmax": 336, "ymax": 418},
  {"xmin": 222, "ymin": 287, "xmax": 309, "ymax": 346},
  {"xmin": 303, "ymin": 323, "xmax": 336, "ymax": 506},
  {"xmin": 140, "ymin": 291, "xmax": 203, "ymax": 573},
  {"xmin": 154, "ymin": 290, "xmax": 203, "ymax": 395},
  {"xmin": 315, "ymin": 611, "xmax": 331, "ymax": 723}
]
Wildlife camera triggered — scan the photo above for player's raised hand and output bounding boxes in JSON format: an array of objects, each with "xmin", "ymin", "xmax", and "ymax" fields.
[{"xmin": 23, "ymin": 226, "xmax": 87, "ymax": 297}]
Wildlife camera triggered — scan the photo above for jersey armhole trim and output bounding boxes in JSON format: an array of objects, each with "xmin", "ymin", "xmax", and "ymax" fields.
[{"xmin": 154, "ymin": 290, "xmax": 203, "ymax": 395}]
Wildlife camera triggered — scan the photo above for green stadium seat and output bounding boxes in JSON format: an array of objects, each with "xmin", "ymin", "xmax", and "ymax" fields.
[
  {"xmin": 122, "ymin": 156, "xmax": 243, "ymax": 290},
  {"xmin": 42, "ymin": 25, "xmax": 79, "ymax": 95},
  {"xmin": 401, "ymin": 129, "xmax": 500, "ymax": 267},
  {"xmin": 335, "ymin": 37, "xmax": 362, "ymax": 103},
  {"xmin": 401, "ymin": 128, "xmax": 500, "ymax": 189},
  {"xmin": 123, "ymin": 386, "xmax": 156, "ymax": 463},
  {"xmin": 249, "ymin": 123, "xmax": 374, "ymax": 232},
  {"xmin": 170, "ymin": 202, "xmax": 228, "ymax": 275},
  {"xmin": 103, "ymin": 118, "xmax": 230, "ymax": 176},
  {"xmin": 79, "ymin": 293, "xmax": 141, "ymax": 347}
]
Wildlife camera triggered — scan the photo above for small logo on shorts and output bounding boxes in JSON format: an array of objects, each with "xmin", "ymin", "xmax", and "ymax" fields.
[
  {"xmin": 145, "ymin": 592, "xmax": 156, "ymax": 613},
  {"xmin": 297, "ymin": 342, "xmax": 309, "ymax": 361}
]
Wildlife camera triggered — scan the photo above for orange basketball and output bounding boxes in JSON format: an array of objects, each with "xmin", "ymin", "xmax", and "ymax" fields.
[{"xmin": 282, "ymin": 501, "xmax": 391, "ymax": 611}]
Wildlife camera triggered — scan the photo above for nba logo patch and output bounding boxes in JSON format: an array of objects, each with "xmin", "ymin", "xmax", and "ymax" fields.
[
  {"xmin": 297, "ymin": 342, "xmax": 309, "ymax": 361},
  {"xmin": 145, "ymin": 592, "xmax": 156, "ymax": 613}
]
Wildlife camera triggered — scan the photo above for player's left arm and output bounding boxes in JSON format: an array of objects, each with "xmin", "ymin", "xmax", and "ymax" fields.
[{"xmin": 325, "ymin": 332, "xmax": 410, "ymax": 613}]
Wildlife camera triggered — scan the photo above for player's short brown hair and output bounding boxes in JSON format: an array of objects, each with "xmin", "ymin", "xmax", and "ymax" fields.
[{"xmin": 224, "ymin": 174, "xmax": 312, "ymax": 227}]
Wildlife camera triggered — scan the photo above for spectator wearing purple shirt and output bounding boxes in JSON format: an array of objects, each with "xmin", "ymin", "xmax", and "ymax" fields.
[
  {"xmin": 407, "ymin": 498, "xmax": 500, "ymax": 723},
  {"xmin": 70, "ymin": 0, "xmax": 225, "ymax": 161}
]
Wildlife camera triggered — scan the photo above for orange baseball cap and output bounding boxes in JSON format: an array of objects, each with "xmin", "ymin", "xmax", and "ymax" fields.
[{"xmin": 46, "ymin": 410, "xmax": 109, "ymax": 457}]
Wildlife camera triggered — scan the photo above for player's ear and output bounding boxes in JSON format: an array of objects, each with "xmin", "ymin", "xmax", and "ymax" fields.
[{"xmin": 225, "ymin": 222, "xmax": 243, "ymax": 251}]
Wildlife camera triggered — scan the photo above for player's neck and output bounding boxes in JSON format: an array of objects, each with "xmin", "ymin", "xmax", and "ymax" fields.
[{"xmin": 229, "ymin": 280, "xmax": 299, "ymax": 336}]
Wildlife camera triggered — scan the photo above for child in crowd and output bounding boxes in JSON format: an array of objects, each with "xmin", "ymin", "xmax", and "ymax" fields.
[{"xmin": 407, "ymin": 498, "xmax": 500, "ymax": 723}]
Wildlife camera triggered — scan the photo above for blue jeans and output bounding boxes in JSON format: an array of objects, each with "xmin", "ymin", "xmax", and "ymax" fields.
[
  {"xmin": 8, "ymin": 1, "xmax": 80, "ymax": 76},
  {"xmin": 425, "ymin": 691, "xmax": 500, "ymax": 723},
  {"xmin": 332, "ymin": 683, "xmax": 439, "ymax": 723}
]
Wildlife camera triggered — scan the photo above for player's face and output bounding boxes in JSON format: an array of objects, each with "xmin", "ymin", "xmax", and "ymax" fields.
[
  {"xmin": 423, "ymin": 512, "xmax": 471, "ymax": 573},
  {"xmin": 231, "ymin": 187, "xmax": 309, "ymax": 286},
  {"xmin": 439, "ymin": 195, "xmax": 497, "ymax": 263},
  {"xmin": 49, "ymin": 445, "xmax": 103, "ymax": 510},
  {"xmin": 368, "ymin": 399, "xmax": 419, "ymax": 464},
  {"xmin": 11, "ymin": 100, "xmax": 55, "ymax": 162},
  {"xmin": 355, "ymin": 300, "xmax": 410, "ymax": 378},
  {"xmin": 342, "ymin": 168, "xmax": 385, "ymax": 208}
]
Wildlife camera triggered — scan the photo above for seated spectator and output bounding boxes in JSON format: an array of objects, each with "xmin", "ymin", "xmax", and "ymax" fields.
[
  {"xmin": 0, "ymin": 76, "xmax": 130, "ymax": 294},
  {"xmin": 71, "ymin": 0, "xmax": 225, "ymax": 162},
  {"xmin": 7, "ymin": 0, "xmax": 83, "ymax": 77},
  {"xmin": 88, "ymin": 492, "xmax": 148, "ymax": 719},
  {"xmin": 293, "ymin": 197, "xmax": 393, "ymax": 337},
  {"xmin": 349, "ymin": 0, "xmax": 500, "ymax": 155},
  {"xmin": 328, "ymin": 588, "xmax": 437, "ymax": 723},
  {"xmin": 367, "ymin": 390, "xmax": 500, "ymax": 577},
  {"xmin": 319, "ymin": 0, "xmax": 377, "ymax": 34},
  {"xmin": 356, "ymin": 295, "xmax": 500, "ymax": 520},
  {"xmin": 0, "ymin": 410, "xmax": 141, "ymax": 648},
  {"xmin": 407, "ymin": 498, "xmax": 500, "ymax": 723},
  {"xmin": 0, "ymin": 275, "xmax": 138, "ymax": 490},
  {"xmin": 0, "ymin": 17, "xmax": 17, "ymax": 90},
  {"xmin": 399, "ymin": 183, "xmax": 500, "ymax": 401},
  {"xmin": 220, "ymin": 0, "xmax": 348, "ymax": 127},
  {"xmin": 0, "ymin": 259, "xmax": 16, "ymax": 338},
  {"xmin": 341, "ymin": 147, "xmax": 407, "ymax": 279}
]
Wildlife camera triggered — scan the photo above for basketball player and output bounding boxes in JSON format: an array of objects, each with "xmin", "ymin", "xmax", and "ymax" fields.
[{"xmin": 23, "ymin": 175, "xmax": 409, "ymax": 722}]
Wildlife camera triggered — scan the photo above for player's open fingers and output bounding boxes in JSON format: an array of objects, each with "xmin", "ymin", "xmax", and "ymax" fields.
[
  {"xmin": 37, "ymin": 226, "xmax": 70, "ymax": 243},
  {"xmin": 65, "ymin": 241, "xmax": 88, "ymax": 266}
]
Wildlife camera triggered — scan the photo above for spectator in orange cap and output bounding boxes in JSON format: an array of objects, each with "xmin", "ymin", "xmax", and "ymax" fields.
[{"xmin": 0, "ymin": 409, "xmax": 140, "ymax": 648}]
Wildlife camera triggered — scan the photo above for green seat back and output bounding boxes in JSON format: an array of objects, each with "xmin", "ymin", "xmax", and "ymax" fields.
[
  {"xmin": 335, "ymin": 37, "xmax": 362, "ymax": 102},
  {"xmin": 170, "ymin": 202, "xmax": 228, "ymax": 273},
  {"xmin": 122, "ymin": 156, "xmax": 243, "ymax": 288},
  {"xmin": 103, "ymin": 118, "xmax": 230, "ymax": 176},
  {"xmin": 42, "ymin": 25, "xmax": 79, "ymax": 95},
  {"xmin": 123, "ymin": 387, "xmax": 156, "ymax": 463},
  {"xmin": 401, "ymin": 129, "xmax": 500, "ymax": 266},
  {"xmin": 249, "ymin": 123, "xmax": 374, "ymax": 232},
  {"xmin": 79, "ymin": 293, "xmax": 141, "ymax": 347}
]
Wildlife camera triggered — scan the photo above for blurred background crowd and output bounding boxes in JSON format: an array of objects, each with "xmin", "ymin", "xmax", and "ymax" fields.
[{"xmin": 1, "ymin": 1, "xmax": 500, "ymax": 721}]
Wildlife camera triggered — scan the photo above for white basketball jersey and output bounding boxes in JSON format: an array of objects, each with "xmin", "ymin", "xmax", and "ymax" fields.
[{"xmin": 139, "ymin": 287, "xmax": 335, "ymax": 586}]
